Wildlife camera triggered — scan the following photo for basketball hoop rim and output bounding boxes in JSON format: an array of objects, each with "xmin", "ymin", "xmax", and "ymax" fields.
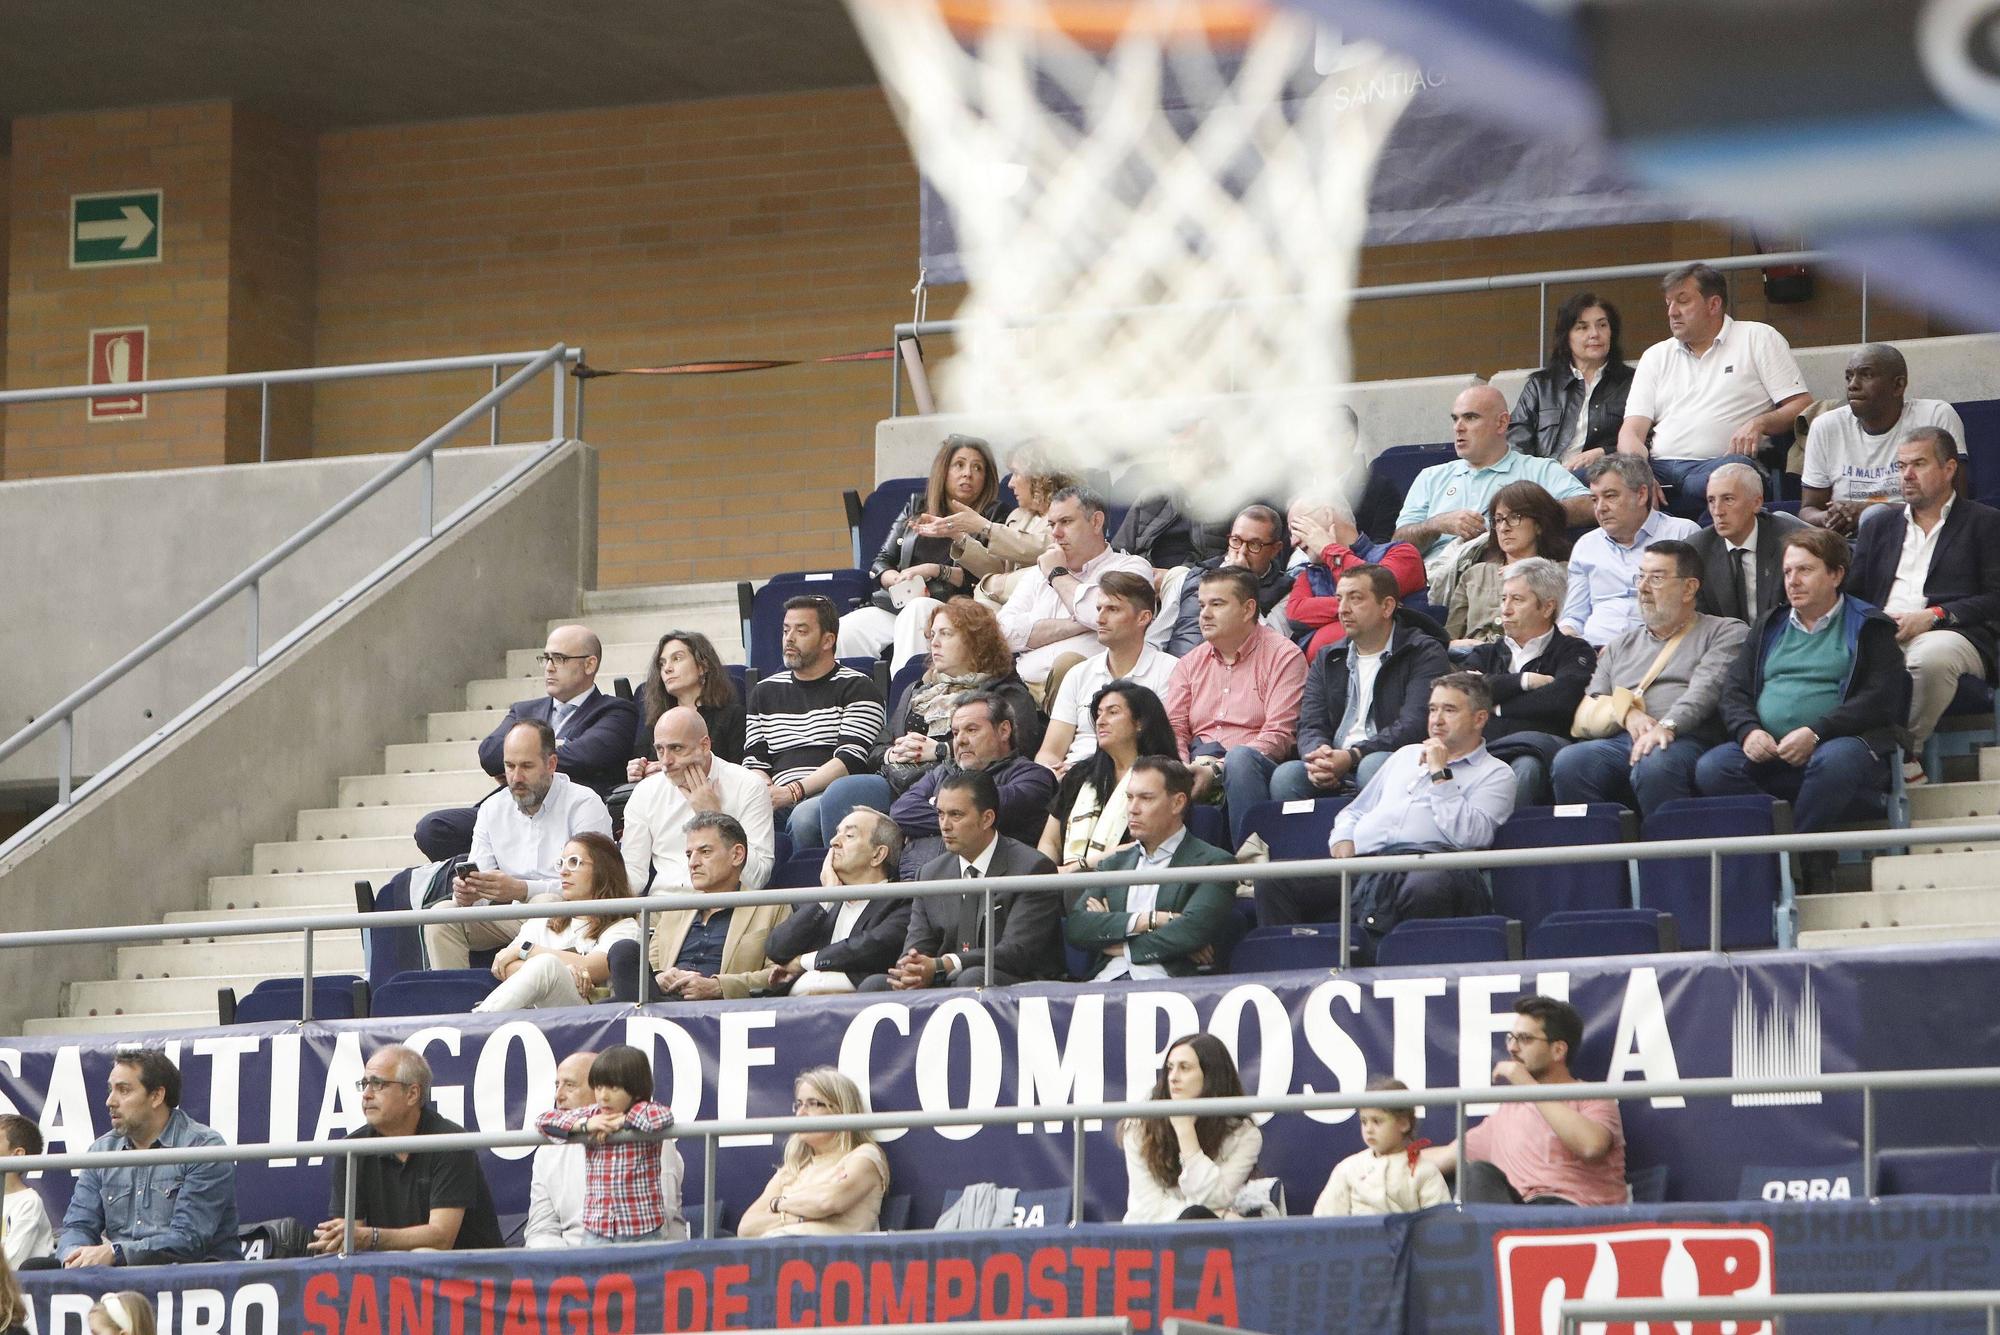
[{"xmin": 900, "ymin": 0, "xmax": 1278, "ymax": 47}]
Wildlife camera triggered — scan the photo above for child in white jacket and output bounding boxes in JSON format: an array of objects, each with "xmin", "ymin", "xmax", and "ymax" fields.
[{"xmin": 1314, "ymin": 1077, "xmax": 1450, "ymax": 1216}]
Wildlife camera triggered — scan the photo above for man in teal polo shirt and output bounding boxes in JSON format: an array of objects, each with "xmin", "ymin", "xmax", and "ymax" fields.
[{"xmin": 1392, "ymin": 385, "xmax": 1595, "ymax": 558}]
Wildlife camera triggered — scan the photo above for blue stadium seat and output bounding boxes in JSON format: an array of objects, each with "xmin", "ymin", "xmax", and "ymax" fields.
[
  {"xmin": 1922, "ymin": 674, "xmax": 1996, "ymax": 779},
  {"xmin": 770, "ymin": 850, "xmax": 826, "ymax": 889},
  {"xmin": 1239, "ymin": 796, "xmax": 1350, "ymax": 861},
  {"xmin": 1527, "ymin": 908, "xmax": 1677, "ymax": 960},
  {"xmin": 846, "ymin": 477, "xmax": 927, "ymax": 568},
  {"xmin": 887, "ymin": 654, "xmax": 929, "ymax": 711},
  {"xmin": 1185, "ymin": 804, "xmax": 1230, "ymax": 850},
  {"xmin": 222, "ymin": 975, "xmax": 369, "ymax": 1025},
  {"xmin": 1638, "ymin": 795, "xmax": 1793, "ymax": 949},
  {"xmin": 1230, "ymin": 924, "xmax": 1344, "ymax": 973},
  {"xmin": 370, "ymin": 969, "xmax": 498, "ymax": 1018},
  {"xmin": 739, "ymin": 570, "xmax": 874, "ymax": 673},
  {"xmin": 725, "ymin": 664, "xmax": 754, "ymax": 696},
  {"xmin": 1956, "ymin": 397, "xmax": 2000, "ymax": 502},
  {"xmin": 1373, "ymin": 915, "xmax": 1520, "ymax": 967},
  {"xmin": 1489, "ymin": 804, "xmax": 1635, "ymax": 934},
  {"xmin": 362, "ymin": 875, "xmax": 421, "ymax": 985},
  {"xmin": 1357, "ymin": 443, "xmax": 1452, "ymax": 541}
]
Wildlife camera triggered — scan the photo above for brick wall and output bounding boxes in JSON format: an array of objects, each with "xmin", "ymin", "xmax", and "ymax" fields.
[{"xmin": 225, "ymin": 109, "xmax": 318, "ymax": 463}]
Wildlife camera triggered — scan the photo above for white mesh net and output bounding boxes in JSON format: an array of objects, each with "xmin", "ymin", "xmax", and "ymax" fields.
[{"xmin": 848, "ymin": 0, "xmax": 1414, "ymax": 514}]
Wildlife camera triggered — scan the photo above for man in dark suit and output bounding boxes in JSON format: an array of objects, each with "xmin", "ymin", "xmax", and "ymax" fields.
[
  {"xmin": 861, "ymin": 768, "xmax": 1063, "ymax": 989},
  {"xmin": 1847, "ymin": 428, "xmax": 2000, "ymax": 773},
  {"xmin": 1065, "ymin": 757, "xmax": 1237, "ymax": 980},
  {"xmin": 1691, "ymin": 461, "xmax": 1809, "ymax": 624},
  {"xmin": 764, "ymin": 807, "xmax": 913, "ymax": 995},
  {"xmin": 413, "ymin": 624, "xmax": 641, "ymax": 860}
]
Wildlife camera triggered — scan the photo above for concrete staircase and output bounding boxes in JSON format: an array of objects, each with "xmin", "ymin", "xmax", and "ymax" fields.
[
  {"xmin": 25, "ymin": 582, "xmax": 741, "ymax": 1037},
  {"xmin": 1797, "ymin": 747, "xmax": 2000, "ymax": 950}
]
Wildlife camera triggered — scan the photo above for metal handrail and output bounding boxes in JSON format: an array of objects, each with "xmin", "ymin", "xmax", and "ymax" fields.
[
  {"xmin": 8, "ymin": 1064, "xmax": 1994, "ymax": 1252},
  {"xmin": 0, "ymin": 343, "xmax": 580, "ymax": 862},
  {"xmin": 887, "ymin": 249, "xmax": 1842, "ymax": 414},
  {"xmin": 1559, "ymin": 1290, "xmax": 2000, "ymax": 1335}
]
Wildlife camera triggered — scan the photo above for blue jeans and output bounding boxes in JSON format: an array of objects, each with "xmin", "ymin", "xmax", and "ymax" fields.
[
  {"xmin": 787, "ymin": 794, "xmax": 828, "ymax": 848},
  {"xmin": 1507, "ymin": 754, "xmax": 1552, "ymax": 808},
  {"xmin": 1269, "ymin": 750, "xmax": 1390, "ymax": 802},
  {"xmin": 818, "ymin": 774, "xmax": 895, "ymax": 840},
  {"xmin": 1551, "ymin": 734, "xmax": 1705, "ymax": 820},
  {"xmin": 1695, "ymin": 736, "xmax": 1886, "ymax": 832},
  {"xmin": 1217, "ymin": 745, "xmax": 1280, "ymax": 845},
  {"xmin": 1650, "ymin": 455, "xmax": 1766, "ymax": 520}
]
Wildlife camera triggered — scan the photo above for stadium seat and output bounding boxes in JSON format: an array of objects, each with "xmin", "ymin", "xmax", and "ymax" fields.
[
  {"xmin": 1877, "ymin": 1146, "xmax": 2000, "ymax": 1197},
  {"xmin": 1356, "ymin": 443, "xmax": 1452, "ymax": 541},
  {"xmin": 1638, "ymin": 795, "xmax": 1793, "ymax": 950},
  {"xmin": 1956, "ymin": 397, "xmax": 2000, "ymax": 503},
  {"xmin": 1526, "ymin": 908, "xmax": 1677, "ymax": 960},
  {"xmin": 1373, "ymin": 915, "xmax": 1521, "ymax": 967},
  {"xmin": 1921, "ymin": 674, "xmax": 1997, "ymax": 779},
  {"xmin": 769, "ymin": 850, "xmax": 826, "ymax": 889},
  {"xmin": 1185, "ymin": 804, "xmax": 1229, "ymax": 850},
  {"xmin": 1230, "ymin": 924, "xmax": 1344, "ymax": 973},
  {"xmin": 360, "ymin": 876, "xmax": 422, "ymax": 985},
  {"xmin": 1627, "ymin": 1164, "xmax": 1670, "ymax": 1203},
  {"xmin": 1489, "ymin": 804, "xmax": 1636, "ymax": 934},
  {"xmin": 724, "ymin": 663, "xmax": 755, "ymax": 696},
  {"xmin": 938, "ymin": 1185, "xmax": 1072, "ymax": 1229},
  {"xmin": 220, "ymin": 975, "xmax": 370, "ymax": 1025},
  {"xmin": 738, "ymin": 570, "xmax": 874, "ymax": 674},
  {"xmin": 1735, "ymin": 1161, "xmax": 1864, "ymax": 1201},
  {"xmin": 370, "ymin": 969, "xmax": 498, "ymax": 1018},
  {"xmin": 887, "ymin": 654, "xmax": 929, "ymax": 710},
  {"xmin": 1239, "ymin": 796, "xmax": 1350, "ymax": 861},
  {"xmin": 845, "ymin": 477, "xmax": 927, "ymax": 569}
]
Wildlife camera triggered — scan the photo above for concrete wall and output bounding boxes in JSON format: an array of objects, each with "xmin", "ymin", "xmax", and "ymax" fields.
[
  {"xmin": 0, "ymin": 441, "xmax": 595, "ymax": 1033},
  {"xmin": 0, "ymin": 444, "xmax": 544, "ymax": 787}
]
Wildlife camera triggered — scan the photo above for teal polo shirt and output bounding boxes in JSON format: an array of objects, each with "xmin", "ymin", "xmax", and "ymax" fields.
[{"xmin": 1394, "ymin": 448, "xmax": 1590, "ymax": 555}]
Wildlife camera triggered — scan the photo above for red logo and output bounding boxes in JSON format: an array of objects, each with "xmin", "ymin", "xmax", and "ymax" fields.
[
  {"xmin": 1494, "ymin": 1222, "xmax": 1774, "ymax": 1335},
  {"xmin": 88, "ymin": 326, "xmax": 149, "ymax": 421}
]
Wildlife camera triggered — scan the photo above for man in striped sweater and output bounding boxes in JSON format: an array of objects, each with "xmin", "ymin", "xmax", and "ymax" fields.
[{"xmin": 746, "ymin": 594, "xmax": 888, "ymax": 846}]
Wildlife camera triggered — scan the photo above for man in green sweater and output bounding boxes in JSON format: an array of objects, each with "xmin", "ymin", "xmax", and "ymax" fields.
[{"xmin": 1698, "ymin": 527, "xmax": 1908, "ymax": 890}]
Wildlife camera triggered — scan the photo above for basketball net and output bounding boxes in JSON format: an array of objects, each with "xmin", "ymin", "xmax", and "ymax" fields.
[{"xmin": 848, "ymin": 0, "xmax": 1414, "ymax": 514}]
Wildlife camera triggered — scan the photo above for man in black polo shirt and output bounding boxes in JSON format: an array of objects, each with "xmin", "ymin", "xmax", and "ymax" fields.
[{"xmin": 307, "ymin": 1045, "xmax": 502, "ymax": 1254}]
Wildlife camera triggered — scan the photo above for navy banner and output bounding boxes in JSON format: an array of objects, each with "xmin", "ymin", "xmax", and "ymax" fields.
[
  {"xmin": 17, "ymin": 1197, "xmax": 2000, "ymax": 1334},
  {"xmin": 3, "ymin": 945, "xmax": 1997, "ymax": 1233}
]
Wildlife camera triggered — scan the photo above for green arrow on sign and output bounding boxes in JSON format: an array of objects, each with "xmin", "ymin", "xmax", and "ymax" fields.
[{"xmin": 72, "ymin": 190, "xmax": 162, "ymax": 267}]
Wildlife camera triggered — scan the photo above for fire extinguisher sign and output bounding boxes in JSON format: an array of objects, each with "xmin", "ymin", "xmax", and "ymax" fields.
[{"xmin": 87, "ymin": 326, "xmax": 148, "ymax": 422}]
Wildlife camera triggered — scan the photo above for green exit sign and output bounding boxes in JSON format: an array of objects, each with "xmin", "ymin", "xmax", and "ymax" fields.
[{"xmin": 71, "ymin": 189, "xmax": 162, "ymax": 268}]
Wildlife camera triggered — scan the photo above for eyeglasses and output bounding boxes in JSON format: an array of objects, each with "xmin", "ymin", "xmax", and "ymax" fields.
[
  {"xmin": 558, "ymin": 853, "xmax": 589, "ymax": 870},
  {"xmin": 1227, "ymin": 535, "xmax": 1279, "ymax": 553},
  {"xmin": 792, "ymin": 1097, "xmax": 832, "ymax": 1113},
  {"xmin": 1503, "ymin": 1033, "xmax": 1548, "ymax": 1048},
  {"xmin": 535, "ymin": 651, "xmax": 591, "ymax": 667},
  {"xmin": 355, "ymin": 1077, "xmax": 414, "ymax": 1093},
  {"xmin": 1492, "ymin": 512, "xmax": 1532, "ymax": 528}
]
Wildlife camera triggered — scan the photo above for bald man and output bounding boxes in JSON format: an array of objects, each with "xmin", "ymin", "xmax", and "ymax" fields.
[
  {"xmin": 1801, "ymin": 343, "xmax": 1967, "ymax": 534},
  {"xmin": 1392, "ymin": 386, "xmax": 1594, "ymax": 559},
  {"xmin": 524, "ymin": 1051, "xmax": 686, "ymax": 1248},
  {"xmin": 414, "ymin": 622, "xmax": 641, "ymax": 862},
  {"xmin": 622, "ymin": 706, "xmax": 776, "ymax": 892}
]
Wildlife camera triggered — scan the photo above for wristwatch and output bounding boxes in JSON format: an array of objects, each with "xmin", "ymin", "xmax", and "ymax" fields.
[
  {"xmin": 1048, "ymin": 565, "xmax": 1072, "ymax": 580},
  {"xmin": 1429, "ymin": 768, "xmax": 1452, "ymax": 784}
]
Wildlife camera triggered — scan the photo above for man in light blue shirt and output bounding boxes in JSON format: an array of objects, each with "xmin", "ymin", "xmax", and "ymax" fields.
[
  {"xmin": 1393, "ymin": 386, "xmax": 1594, "ymax": 557},
  {"xmin": 1560, "ymin": 453, "xmax": 1699, "ymax": 646}
]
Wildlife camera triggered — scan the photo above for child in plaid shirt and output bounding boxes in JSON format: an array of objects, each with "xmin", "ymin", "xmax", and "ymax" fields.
[{"xmin": 536, "ymin": 1046, "xmax": 676, "ymax": 1244}]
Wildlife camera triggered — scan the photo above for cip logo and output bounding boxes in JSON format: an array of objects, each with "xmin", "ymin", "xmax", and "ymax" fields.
[{"xmin": 1494, "ymin": 1222, "xmax": 1775, "ymax": 1335}]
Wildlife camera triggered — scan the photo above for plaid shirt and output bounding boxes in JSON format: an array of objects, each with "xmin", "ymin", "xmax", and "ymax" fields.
[{"xmin": 536, "ymin": 1100, "xmax": 675, "ymax": 1238}]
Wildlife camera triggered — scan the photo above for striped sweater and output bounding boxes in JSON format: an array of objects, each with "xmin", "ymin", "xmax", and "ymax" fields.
[{"xmin": 744, "ymin": 665, "xmax": 886, "ymax": 787}]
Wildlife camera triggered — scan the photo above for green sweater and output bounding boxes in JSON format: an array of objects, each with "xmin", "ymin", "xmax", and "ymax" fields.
[{"xmin": 1756, "ymin": 618, "xmax": 1851, "ymax": 737}]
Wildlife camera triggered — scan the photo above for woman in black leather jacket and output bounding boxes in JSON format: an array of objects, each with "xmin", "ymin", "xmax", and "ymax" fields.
[{"xmin": 1508, "ymin": 291, "xmax": 1633, "ymax": 474}]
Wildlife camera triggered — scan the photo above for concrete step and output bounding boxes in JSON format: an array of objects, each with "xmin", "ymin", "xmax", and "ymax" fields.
[
  {"xmin": 68, "ymin": 974, "xmax": 283, "ymax": 1018},
  {"xmin": 578, "ymin": 580, "xmax": 740, "ymax": 615},
  {"xmin": 1799, "ymin": 921, "xmax": 2000, "ymax": 949},
  {"xmin": 1907, "ymin": 781, "xmax": 2000, "ymax": 822},
  {"xmin": 118, "ymin": 936, "xmax": 362, "ymax": 979},
  {"xmin": 1869, "ymin": 851, "xmax": 2000, "ymax": 893},
  {"xmin": 297, "ymin": 803, "xmax": 435, "ymax": 841},
  {"xmin": 559, "ymin": 610, "xmax": 743, "ymax": 653},
  {"xmin": 208, "ymin": 870, "xmax": 397, "ymax": 912},
  {"xmin": 23, "ymin": 1011, "xmax": 219, "ymax": 1038},
  {"xmin": 252, "ymin": 835, "xmax": 421, "ymax": 875},
  {"xmin": 427, "ymin": 708, "xmax": 509, "ymax": 744},
  {"xmin": 1800, "ymin": 884, "xmax": 2000, "ymax": 931},
  {"xmin": 337, "ymin": 770, "xmax": 491, "ymax": 808},
  {"xmin": 467, "ymin": 677, "xmax": 529, "ymax": 710},
  {"xmin": 1905, "ymin": 814, "xmax": 2000, "ymax": 855},
  {"xmin": 164, "ymin": 906, "xmax": 357, "ymax": 933},
  {"xmin": 383, "ymin": 741, "xmax": 481, "ymax": 774}
]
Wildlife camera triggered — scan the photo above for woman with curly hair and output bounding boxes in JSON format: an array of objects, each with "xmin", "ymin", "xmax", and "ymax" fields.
[
  {"xmin": 1119, "ymin": 1033, "xmax": 1262, "ymax": 1222},
  {"xmin": 626, "ymin": 629, "xmax": 744, "ymax": 775}
]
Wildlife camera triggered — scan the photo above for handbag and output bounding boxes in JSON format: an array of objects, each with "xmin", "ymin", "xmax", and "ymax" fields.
[{"xmin": 1570, "ymin": 628, "xmax": 1687, "ymax": 740}]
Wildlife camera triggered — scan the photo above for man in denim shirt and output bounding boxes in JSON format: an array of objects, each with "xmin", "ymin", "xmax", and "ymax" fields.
[{"xmin": 59, "ymin": 1049, "xmax": 238, "ymax": 1267}]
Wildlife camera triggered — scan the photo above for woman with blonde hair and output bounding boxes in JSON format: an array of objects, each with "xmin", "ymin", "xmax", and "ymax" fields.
[
  {"xmin": 87, "ymin": 1292, "xmax": 156, "ymax": 1335},
  {"xmin": 738, "ymin": 1068, "xmax": 890, "ymax": 1238},
  {"xmin": 0, "ymin": 1253, "xmax": 24, "ymax": 1335}
]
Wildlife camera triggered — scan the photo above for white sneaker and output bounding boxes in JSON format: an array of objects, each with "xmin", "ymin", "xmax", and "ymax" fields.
[{"xmin": 1903, "ymin": 760, "xmax": 1929, "ymax": 786}]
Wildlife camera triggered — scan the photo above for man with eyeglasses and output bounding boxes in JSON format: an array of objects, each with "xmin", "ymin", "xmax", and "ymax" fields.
[
  {"xmin": 308, "ymin": 1046, "xmax": 502, "ymax": 1254},
  {"xmin": 1157, "ymin": 505, "xmax": 1295, "ymax": 654},
  {"xmin": 622, "ymin": 707, "xmax": 776, "ymax": 892},
  {"xmin": 1561, "ymin": 454, "xmax": 1699, "ymax": 647},
  {"xmin": 1553, "ymin": 540, "xmax": 1748, "ymax": 819},
  {"xmin": 412, "ymin": 623, "xmax": 640, "ymax": 862},
  {"xmin": 1422, "ymin": 996, "xmax": 1627, "ymax": 1206}
]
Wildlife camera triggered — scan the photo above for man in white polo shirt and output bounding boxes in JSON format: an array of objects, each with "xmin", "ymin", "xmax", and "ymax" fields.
[
  {"xmin": 996, "ymin": 484, "xmax": 1155, "ymax": 687},
  {"xmin": 1035, "ymin": 569, "xmax": 1178, "ymax": 775},
  {"xmin": 1800, "ymin": 343, "xmax": 1966, "ymax": 535},
  {"xmin": 1617, "ymin": 263, "xmax": 1813, "ymax": 521},
  {"xmin": 1392, "ymin": 385, "xmax": 1594, "ymax": 560}
]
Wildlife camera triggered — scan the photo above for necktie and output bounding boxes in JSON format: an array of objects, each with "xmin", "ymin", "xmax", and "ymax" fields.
[
  {"xmin": 1731, "ymin": 548, "xmax": 1750, "ymax": 617},
  {"xmin": 964, "ymin": 865, "xmax": 982, "ymax": 944},
  {"xmin": 553, "ymin": 700, "xmax": 575, "ymax": 738}
]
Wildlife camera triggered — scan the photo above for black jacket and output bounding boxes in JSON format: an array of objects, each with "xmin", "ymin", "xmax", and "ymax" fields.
[
  {"xmin": 903, "ymin": 835, "xmax": 1065, "ymax": 982},
  {"xmin": 1298, "ymin": 611, "xmax": 1450, "ymax": 759},
  {"xmin": 868, "ymin": 493, "xmax": 1007, "ymax": 603},
  {"xmin": 1164, "ymin": 554, "xmax": 1294, "ymax": 655},
  {"xmin": 1848, "ymin": 498, "xmax": 2000, "ymax": 676},
  {"xmin": 1113, "ymin": 494, "xmax": 1289, "ymax": 569},
  {"xmin": 1508, "ymin": 361, "xmax": 1635, "ymax": 460},
  {"xmin": 477, "ymin": 688, "xmax": 641, "ymax": 798},
  {"xmin": 1719, "ymin": 598, "xmax": 1909, "ymax": 753},
  {"xmin": 1460, "ymin": 628, "xmax": 1598, "ymax": 737},
  {"xmin": 1692, "ymin": 510, "xmax": 1810, "ymax": 624},
  {"xmin": 766, "ymin": 894, "xmax": 914, "ymax": 984}
]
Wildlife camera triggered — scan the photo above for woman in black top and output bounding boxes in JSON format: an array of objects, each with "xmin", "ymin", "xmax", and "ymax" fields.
[
  {"xmin": 1508, "ymin": 291, "xmax": 1634, "ymax": 474},
  {"xmin": 1039, "ymin": 682, "xmax": 1179, "ymax": 874},
  {"xmin": 627, "ymin": 629, "xmax": 745, "ymax": 776}
]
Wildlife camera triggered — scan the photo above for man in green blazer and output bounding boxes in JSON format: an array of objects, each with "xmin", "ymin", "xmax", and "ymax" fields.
[{"xmin": 1065, "ymin": 756, "xmax": 1239, "ymax": 980}]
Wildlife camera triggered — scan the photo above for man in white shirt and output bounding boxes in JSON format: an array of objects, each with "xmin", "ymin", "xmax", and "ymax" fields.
[
  {"xmin": 524, "ymin": 1052, "xmax": 685, "ymax": 1248},
  {"xmin": 1800, "ymin": 343, "xmax": 1967, "ymax": 534},
  {"xmin": 422, "ymin": 719, "xmax": 613, "ymax": 969},
  {"xmin": 1561, "ymin": 454, "xmax": 1699, "ymax": 646},
  {"xmin": 996, "ymin": 485, "xmax": 1155, "ymax": 686},
  {"xmin": 1617, "ymin": 262, "xmax": 1813, "ymax": 519},
  {"xmin": 1036, "ymin": 570, "xmax": 1178, "ymax": 774},
  {"xmin": 622, "ymin": 707, "xmax": 776, "ymax": 893}
]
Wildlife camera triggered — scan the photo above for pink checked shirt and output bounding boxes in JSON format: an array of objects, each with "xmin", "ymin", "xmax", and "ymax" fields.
[
  {"xmin": 1164, "ymin": 623, "xmax": 1308, "ymax": 761},
  {"xmin": 537, "ymin": 1099, "xmax": 676, "ymax": 1238}
]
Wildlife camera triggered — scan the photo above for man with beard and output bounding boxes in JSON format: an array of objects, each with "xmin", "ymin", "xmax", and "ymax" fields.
[{"xmin": 745, "ymin": 594, "xmax": 888, "ymax": 847}]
